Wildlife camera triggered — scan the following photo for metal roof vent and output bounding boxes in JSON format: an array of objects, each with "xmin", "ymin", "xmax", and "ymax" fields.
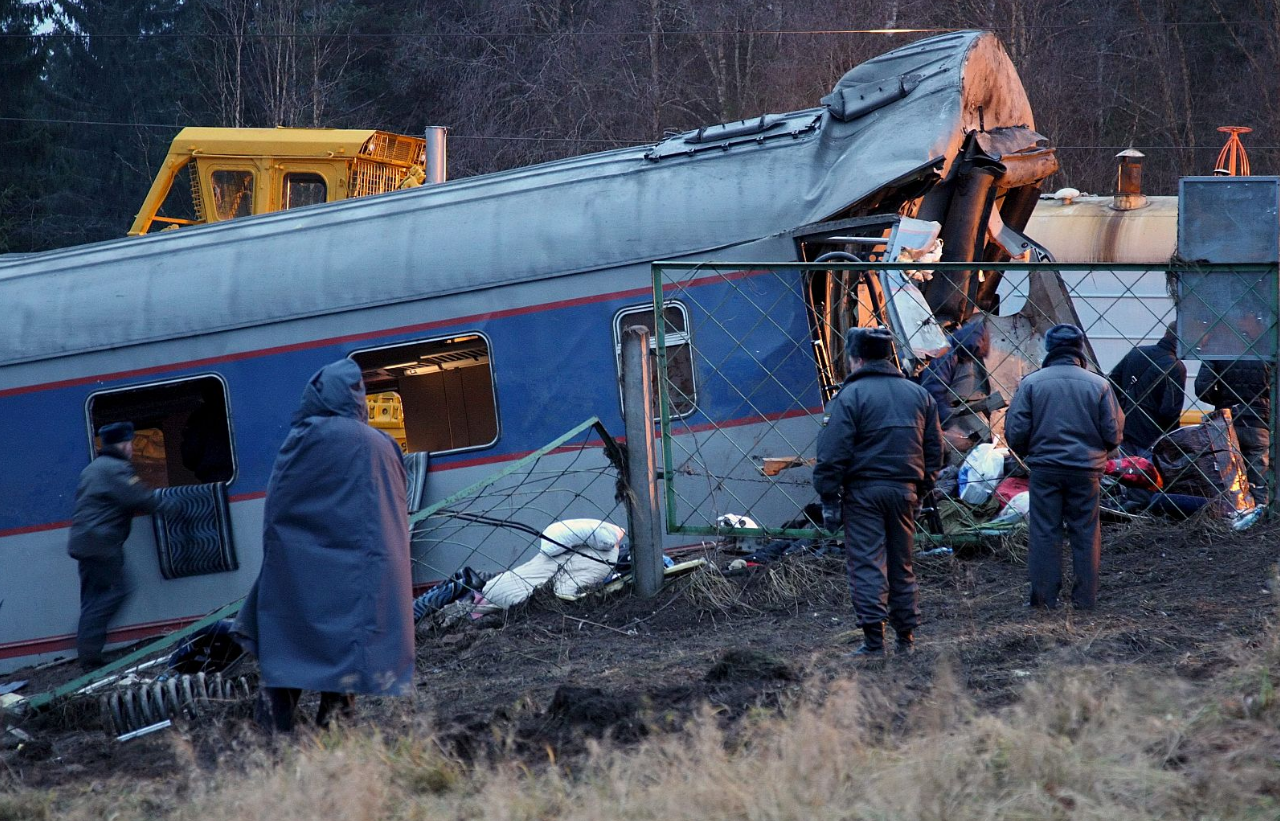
[{"xmin": 1112, "ymin": 148, "xmax": 1147, "ymax": 211}]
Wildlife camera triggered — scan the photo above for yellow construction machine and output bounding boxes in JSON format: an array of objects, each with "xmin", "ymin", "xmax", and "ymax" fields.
[{"xmin": 128, "ymin": 126, "xmax": 442, "ymax": 236}]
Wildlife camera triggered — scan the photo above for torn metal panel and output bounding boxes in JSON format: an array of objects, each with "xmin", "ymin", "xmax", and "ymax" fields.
[
  {"xmin": 973, "ymin": 128, "xmax": 1059, "ymax": 189},
  {"xmin": 793, "ymin": 216, "xmax": 949, "ymax": 391},
  {"xmin": 925, "ymin": 126, "xmax": 1061, "ymax": 323}
]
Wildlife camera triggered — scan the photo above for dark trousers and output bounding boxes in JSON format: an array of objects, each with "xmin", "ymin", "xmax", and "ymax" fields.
[
  {"xmin": 1027, "ymin": 468, "xmax": 1101, "ymax": 609},
  {"xmin": 842, "ymin": 483, "xmax": 920, "ymax": 631},
  {"xmin": 257, "ymin": 687, "xmax": 356, "ymax": 733},
  {"xmin": 76, "ymin": 554, "xmax": 130, "ymax": 666}
]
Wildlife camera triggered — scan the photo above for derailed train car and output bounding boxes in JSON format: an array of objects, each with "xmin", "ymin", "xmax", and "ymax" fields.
[{"xmin": 0, "ymin": 30, "xmax": 1066, "ymax": 671}]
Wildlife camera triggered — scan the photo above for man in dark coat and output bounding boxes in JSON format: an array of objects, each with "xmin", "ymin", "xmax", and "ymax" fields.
[
  {"xmin": 1106, "ymin": 324, "xmax": 1186, "ymax": 454},
  {"xmin": 919, "ymin": 316, "xmax": 997, "ymax": 460},
  {"xmin": 235, "ymin": 359, "xmax": 413, "ymax": 732},
  {"xmin": 813, "ymin": 327, "xmax": 944, "ymax": 657},
  {"xmin": 67, "ymin": 422, "xmax": 164, "ymax": 669},
  {"xmin": 1195, "ymin": 358, "xmax": 1272, "ymax": 496},
  {"xmin": 1005, "ymin": 324, "xmax": 1123, "ymax": 610}
]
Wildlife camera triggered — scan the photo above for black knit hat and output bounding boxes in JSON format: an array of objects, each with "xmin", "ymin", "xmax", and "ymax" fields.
[
  {"xmin": 98, "ymin": 421, "xmax": 135, "ymax": 446},
  {"xmin": 845, "ymin": 327, "xmax": 895, "ymax": 361},
  {"xmin": 1044, "ymin": 323, "xmax": 1085, "ymax": 353}
]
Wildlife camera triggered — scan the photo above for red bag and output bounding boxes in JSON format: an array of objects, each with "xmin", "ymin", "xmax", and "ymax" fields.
[
  {"xmin": 994, "ymin": 475, "xmax": 1029, "ymax": 506},
  {"xmin": 1105, "ymin": 456, "xmax": 1163, "ymax": 491}
]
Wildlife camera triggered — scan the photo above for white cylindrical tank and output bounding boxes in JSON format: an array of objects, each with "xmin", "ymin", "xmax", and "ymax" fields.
[
  {"xmin": 1025, "ymin": 194, "xmax": 1177, "ymax": 263},
  {"xmin": 1018, "ymin": 194, "xmax": 1200, "ymax": 403}
]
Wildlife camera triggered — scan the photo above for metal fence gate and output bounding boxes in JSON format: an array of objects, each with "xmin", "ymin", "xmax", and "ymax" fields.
[{"xmin": 650, "ymin": 259, "xmax": 1279, "ymax": 541}]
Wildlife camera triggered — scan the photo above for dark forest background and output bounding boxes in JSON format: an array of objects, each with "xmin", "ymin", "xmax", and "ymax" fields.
[{"xmin": 3, "ymin": 0, "xmax": 1279, "ymax": 252}]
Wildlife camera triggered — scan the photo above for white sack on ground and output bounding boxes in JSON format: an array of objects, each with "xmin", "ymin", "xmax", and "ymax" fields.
[{"xmin": 476, "ymin": 519, "xmax": 625, "ymax": 612}]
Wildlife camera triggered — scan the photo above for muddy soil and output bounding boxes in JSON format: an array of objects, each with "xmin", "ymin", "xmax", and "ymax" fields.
[{"xmin": 3, "ymin": 518, "xmax": 1277, "ymax": 789}]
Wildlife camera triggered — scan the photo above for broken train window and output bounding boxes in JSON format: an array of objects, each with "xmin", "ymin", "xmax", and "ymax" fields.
[
  {"xmin": 86, "ymin": 375, "xmax": 236, "ymax": 488},
  {"xmin": 613, "ymin": 302, "xmax": 697, "ymax": 418},
  {"xmin": 351, "ymin": 334, "xmax": 499, "ymax": 454}
]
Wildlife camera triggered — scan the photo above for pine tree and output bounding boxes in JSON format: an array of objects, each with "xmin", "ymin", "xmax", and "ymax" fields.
[{"xmin": 0, "ymin": 0, "xmax": 54, "ymax": 252}]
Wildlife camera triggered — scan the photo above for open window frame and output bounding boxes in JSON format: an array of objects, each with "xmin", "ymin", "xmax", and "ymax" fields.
[
  {"xmin": 83, "ymin": 372, "xmax": 238, "ymax": 488},
  {"xmin": 349, "ymin": 332, "xmax": 502, "ymax": 457}
]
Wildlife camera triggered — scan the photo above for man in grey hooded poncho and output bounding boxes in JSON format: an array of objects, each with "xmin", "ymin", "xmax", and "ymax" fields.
[{"xmin": 236, "ymin": 359, "xmax": 413, "ymax": 731}]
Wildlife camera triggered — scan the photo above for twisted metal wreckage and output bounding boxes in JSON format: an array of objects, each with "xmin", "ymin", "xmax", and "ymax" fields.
[{"xmin": 2, "ymin": 29, "xmax": 1125, "ymax": 725}]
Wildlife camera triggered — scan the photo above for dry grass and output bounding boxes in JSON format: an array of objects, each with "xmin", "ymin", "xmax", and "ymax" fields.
[
  {"xmin": 11, "ymin": 615, "xmax": 1278, "ymax": 821},
  {"xmin": 682, "ymin": 562, "xmax": 748, "ymax": 614},
  {"xmin": 753, "ymin": 554, "xmax": 844, "ymax": 608}
]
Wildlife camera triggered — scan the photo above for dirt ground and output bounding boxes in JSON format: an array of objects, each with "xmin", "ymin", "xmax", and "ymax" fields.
[{"xmin": 3, "ymin": 517, "xmax": 1278, "ymax": 791}]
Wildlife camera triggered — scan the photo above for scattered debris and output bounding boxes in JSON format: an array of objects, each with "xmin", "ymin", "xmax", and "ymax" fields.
[
  {"xmin": 98, "ymin": 672, "xmax": 255, "ymax": 736},
  {"xmin": 116, "ymin": 719, "xmax": 172, "ymax": 743},
  {"xmin": 1233, "ymin": 505, "xmax": 1265, "ymax": 531},
  {"xmin": 0, "ymin": 680, "xmax": 27, "ymax": 696},
  {"xmin": 758, "ymin": 458, "xmax": 814, "ymax": 477}
]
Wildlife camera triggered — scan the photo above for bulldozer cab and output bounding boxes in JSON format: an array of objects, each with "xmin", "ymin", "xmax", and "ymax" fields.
[{"xmin": 128, "ymin": 127, "xmax": 428, "ymax": 236}]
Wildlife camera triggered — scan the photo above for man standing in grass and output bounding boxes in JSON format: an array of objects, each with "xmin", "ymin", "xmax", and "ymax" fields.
[
  {"xmin": 1006, "ymin": 324, "xmax": 1123, "ymax": 610},
  {"xmin": 814, "ymin": 328, "xmax": 944, "ymax": 658}
]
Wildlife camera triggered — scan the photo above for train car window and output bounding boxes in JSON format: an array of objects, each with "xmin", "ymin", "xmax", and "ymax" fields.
[
  {"xmin": 210, "ymin": 170, "xmax": 254, "ymax": 220},
  {"xmin": 351, "ymin": 334, "xmax": 499, "ymax": 454},
  {"xmin": 87, "ymin": 375, "xmax": 235, "ymax": 488},
  {"xmin": 613, "ymin": 302, "xmax": 697, "ymax": 418},
  {"xmin": 283, "ymin": 173, "xmax": 327, "ymax": 209}
]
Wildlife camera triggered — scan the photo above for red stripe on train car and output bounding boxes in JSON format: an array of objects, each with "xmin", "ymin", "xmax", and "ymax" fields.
[
  {"xmin": 0, "ymin": 615, "xmax": 204, "ymax": 660},
  {"xmin": 0, "ymin": 403, "xmax": 821, "ymax": 540},
  {"xmin": 0, "ymin": 269, "xmax": 768, "ymax": 399}
]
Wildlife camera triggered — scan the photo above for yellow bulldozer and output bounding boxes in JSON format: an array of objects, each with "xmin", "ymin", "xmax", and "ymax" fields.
[{"xmin": 128, "ymin": 126, "xmax": 443, "ymax": 236}]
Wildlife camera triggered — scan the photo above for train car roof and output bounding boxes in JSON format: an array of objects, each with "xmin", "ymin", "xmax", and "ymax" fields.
[{"xmin": 0, "ymin": 30, "xmax": 1039, "ymax": 371}]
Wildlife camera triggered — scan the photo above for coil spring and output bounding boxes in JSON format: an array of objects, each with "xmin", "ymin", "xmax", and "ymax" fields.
[{"xmin": 97, "ymin": 672, "xmax": 254, "ymax": 736}]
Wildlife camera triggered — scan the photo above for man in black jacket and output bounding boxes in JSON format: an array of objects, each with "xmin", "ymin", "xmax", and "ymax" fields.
[
  {"xmin": 1107, "ymin": 324, "xmax": 1186, "ymax": 454},
  {"xmin": 1195, "ymin": 358, "xmax": 1272, "ymax": 496},
  {"xmin": 1006, "ymin": 324, "xmax": 1123, "ymax": 610},
  {"xmin": 67, "ymin": 422, "xmax": 164, "ymax": 669},
  {"xmin": 813, "ymin": 328, "xmax": 944, "ymax": 657}
]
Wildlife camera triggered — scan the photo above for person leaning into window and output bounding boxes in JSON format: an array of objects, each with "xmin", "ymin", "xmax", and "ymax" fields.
[
  {"xmin": 67, "ymin": 422, "xmax": 166, "ymax": 670},
  {"xmin": 234, "ymin": 359, "xmax": 414, "ymax": 733}
]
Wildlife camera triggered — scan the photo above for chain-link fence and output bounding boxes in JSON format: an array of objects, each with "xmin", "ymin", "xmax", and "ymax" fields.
[
  {"xmin": 651, "ymin": 257, "xmax": 1278, "ymax": 542},
  {"xmin": 407, "ymin": 417, "xmax": 636, "ymax": 625}
]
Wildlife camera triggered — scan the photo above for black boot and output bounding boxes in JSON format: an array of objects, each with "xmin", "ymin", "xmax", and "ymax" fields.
[
  {"xmin": 895, "ymin": 629, "xmax": 915, "ymax": 655},
  {"xmin": 849, "ymin": 623, "xmax": 885, "ymax": 658}
]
